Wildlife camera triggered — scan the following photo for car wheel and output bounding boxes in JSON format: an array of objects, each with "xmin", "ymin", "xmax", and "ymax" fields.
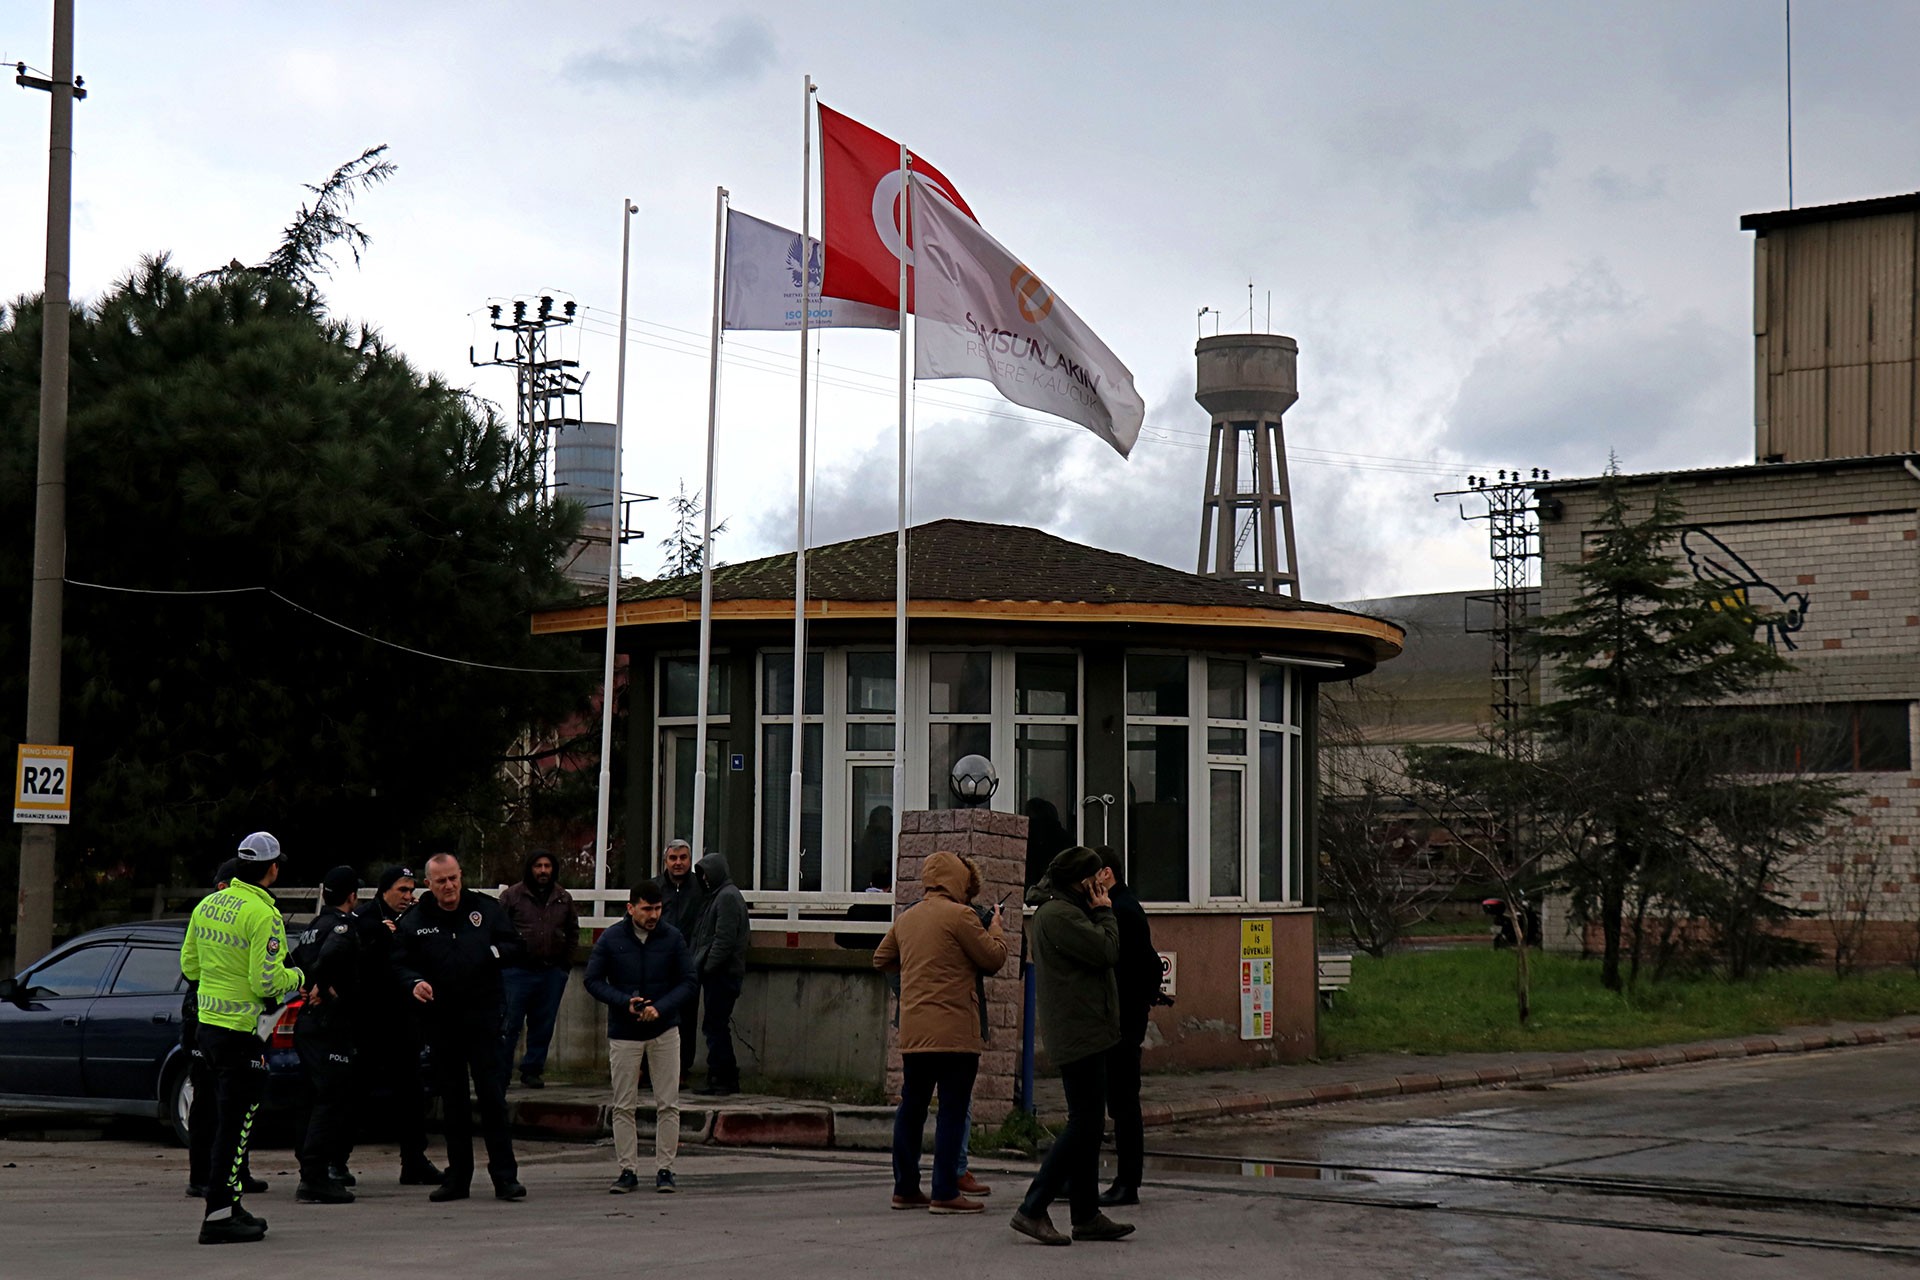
[{"xmin": 162, "ymin": 1063, "xmax": 192, "ymax": 1148}]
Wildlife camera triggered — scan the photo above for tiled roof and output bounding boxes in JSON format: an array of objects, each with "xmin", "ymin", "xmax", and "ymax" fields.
[{"xmin": 609, "ymin": 519, "xmax": 1362, "ymax": 616}]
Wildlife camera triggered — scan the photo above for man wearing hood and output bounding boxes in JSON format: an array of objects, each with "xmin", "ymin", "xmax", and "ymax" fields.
[
  {"xmin": 1008, "ymin": 846, "xmax": 1133, "ymax": 1247},
  {"xmin": 498, "ymin": 850, "xmax": 578, "ymax": 1089},
  {"xmin": 688, "ymin": 852, "xmax": 749, "ymax": 1096},
  {"xmin": 873, "ymin": 851, "xmax": 1007, "ymax": 1214}
]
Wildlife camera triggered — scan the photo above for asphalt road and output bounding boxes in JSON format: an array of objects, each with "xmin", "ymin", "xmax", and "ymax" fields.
[{"xmin": 0, "ymin": 1043, "xmax": 1914, "ymax": 1278}]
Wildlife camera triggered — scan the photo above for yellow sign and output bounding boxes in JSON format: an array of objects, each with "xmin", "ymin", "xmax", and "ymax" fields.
[
  {"xmin": 1240, "ymin": 917, "xmax": 1272, "ymax": 960},
  {"xmin": 1239, "ymin": 917, "xmax": 1275, "ymax": 1040},
  {"xmin": 14, "ymin": 744, "xmax": 74, "ymax": 825}
]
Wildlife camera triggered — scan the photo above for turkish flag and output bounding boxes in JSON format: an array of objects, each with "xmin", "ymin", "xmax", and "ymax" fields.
[{"xmin": 818, "ymin": 104, "xmax": 976, "ymax": 312}]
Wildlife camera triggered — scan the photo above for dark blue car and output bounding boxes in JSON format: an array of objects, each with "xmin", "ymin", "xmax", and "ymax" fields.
[{"xmin": 0, "ymin": 919, "xmax": 303, "ymax": 1144}]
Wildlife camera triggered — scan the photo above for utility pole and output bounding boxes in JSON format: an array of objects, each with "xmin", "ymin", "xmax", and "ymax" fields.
[{"xmin": 14, "ymin": 0, "xmax": 86, "ymax": 967}]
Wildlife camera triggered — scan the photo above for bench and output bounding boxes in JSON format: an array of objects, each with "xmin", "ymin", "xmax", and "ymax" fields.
[{"xmin": 1317, "ymin": 951, "xmax": 1353, "ymax": 1008}]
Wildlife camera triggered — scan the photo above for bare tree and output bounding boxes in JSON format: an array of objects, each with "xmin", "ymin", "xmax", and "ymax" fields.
[{"xmin": 1822, "ymin": 829, "xmax": 1888, "ymax": 979}]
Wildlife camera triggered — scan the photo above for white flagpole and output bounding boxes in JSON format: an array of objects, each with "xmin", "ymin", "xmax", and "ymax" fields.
[
  {"xmin": 892, "ymin": 148, "xmax": 911, "ymax": 878},
  {"xmin": 788, "ymin": 76, "xmax": 816, "ymax": 894},
  {"xmin": 691, "ymin": 185, "xmax": 728, "ymax": 865},
  {"xmin": 594, "ymin": 197, "xmax": 639, "ymax": 898}
]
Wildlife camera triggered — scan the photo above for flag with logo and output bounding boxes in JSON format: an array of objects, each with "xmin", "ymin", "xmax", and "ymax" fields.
[
  {"xmin": 722, "ymin": 208, "xmax": 898, "ymax": 332},
  {"xmin": 818, "ymin": 103, "xmax": 977, "ymax": 312},
  {"xmin": 909, "ymin": 175, "xmax": 1144, "ymax": 458}
]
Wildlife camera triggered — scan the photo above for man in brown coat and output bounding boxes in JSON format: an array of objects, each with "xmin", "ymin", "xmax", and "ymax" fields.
[{"xmin": 873, "ymin": 850, "xmax": 1007, "ymax": 1215}]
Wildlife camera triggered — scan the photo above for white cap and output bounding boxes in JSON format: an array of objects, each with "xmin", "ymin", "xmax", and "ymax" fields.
[{"xmin": 236, "ymin": 831, "xmax": 283, "ymax": 863}]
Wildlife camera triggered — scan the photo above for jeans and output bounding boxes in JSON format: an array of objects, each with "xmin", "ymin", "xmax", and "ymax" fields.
[
  {"xmin": 196, "ymin": 1025, "xmax": 267, "ymax": 1218},
  {"xmin": 500, "ymin": 965, "xmax": 568, "ymax": 1079},
  {"xmin": 609, "ymin": 1031, "xmax": 681, "ymax": 1173},
  {"xmin": 1018, "ymin": 1050, "xmax": 1107, "ymax": 1226},
  {"xmin": 1105, "ymin": 1039, "xmax": 1144, "ymax": 1189},
  {"xmin": 892, "ymin": 1052, "xmax": 978, "ymax": 1202},
  {"xmin": 701, "ymin": 974, "xmax": 742, "ymax": 1086},
  {"xmin": 432, "ymin": 1015, "xmax": 517, "ymax": 1188}
]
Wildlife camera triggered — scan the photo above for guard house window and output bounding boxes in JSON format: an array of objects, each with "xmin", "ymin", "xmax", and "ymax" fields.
[
  {"xmin": 927, "ymin": 651, "xmax": 992, "ymax": 811},
  {"xmin": 1126, "ymin": 654, "xmax": 1190, "ymax": 902},
  {"xmin": 758, "ymin": 651, "xmax": 823, "ymax": 892},
  {"xmin": 845, "ymin": 652, "xmax": 896, "ymax": 893},
  {"xmin": 1205, "ymin": 659, "xmax": 1248, "ymax": 899},
  {"xmin": 657, "ymin": 655, "xmax": 733, "ymax": 881},
  {"xmin": 1258, "ymin": 663, "xmax": 1301, "ymax": 903},
  {"xmin": 1016, "ymin": 653, "xmax": 1080, "ymax": 871}
]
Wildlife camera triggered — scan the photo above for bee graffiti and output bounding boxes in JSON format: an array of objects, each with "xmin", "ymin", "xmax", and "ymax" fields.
[{"xmin": 1680, "ymin": 527, "xmax": 1809, "ymax": 651}]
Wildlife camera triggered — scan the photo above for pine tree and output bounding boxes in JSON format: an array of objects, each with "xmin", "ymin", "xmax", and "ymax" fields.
[{"xmin": 656, "ymin": 481, "xmax": 727, "ymax": 578}]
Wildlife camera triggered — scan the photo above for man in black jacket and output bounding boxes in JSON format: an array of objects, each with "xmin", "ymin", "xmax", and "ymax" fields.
[
  {"xmin": 654, "ymin": 839, "xmax": 706, "ymax": 1087},
  {"xmin": 689, "ymin": 852, "xmax": 749, "ymax": 1096},
  {"xmin": 394, "ymin": 853, "xmax": 526, "ymax": 1202},
  {"xmin": 585, "ymin": 880, "xmax": 697, "ymax": 1193},
  {"xmin": 289, "ymin": 865, "xmax": 362, "ymax": 1205},
  {"xmin": 1094, "ymin": 846, "xmax": 1164, "ymax": 1207},
  {"xmin": 352, "ymin": 865, "xmax": 441, "ymax": 1186}
]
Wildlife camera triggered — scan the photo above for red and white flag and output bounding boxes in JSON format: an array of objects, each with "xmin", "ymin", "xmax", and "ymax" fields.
[{"xmin": 819, "ymin": 104, "xmax": 976, "ymax": 312}]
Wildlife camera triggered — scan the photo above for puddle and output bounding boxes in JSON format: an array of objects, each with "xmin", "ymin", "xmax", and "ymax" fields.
[{"xmin": 1137, "ymin": 1152, "xmax": 1437, "ymax": 1185}]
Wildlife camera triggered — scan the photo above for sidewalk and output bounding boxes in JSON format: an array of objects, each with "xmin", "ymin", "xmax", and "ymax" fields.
[{"xmin": 498, "ymin": 1014, "xmax": 1920, "ymax": 1150}]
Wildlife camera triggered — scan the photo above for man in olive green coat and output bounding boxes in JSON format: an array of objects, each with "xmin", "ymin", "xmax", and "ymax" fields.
[{"xmin": 1009, "ymin": 846, "xmax": 1134, "ymax": 1247}]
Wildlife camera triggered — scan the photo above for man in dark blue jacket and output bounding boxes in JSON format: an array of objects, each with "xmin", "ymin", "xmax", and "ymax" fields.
[{"xmin": 585, "ymin": 880, "xmax": 697, "ymax": 1194}]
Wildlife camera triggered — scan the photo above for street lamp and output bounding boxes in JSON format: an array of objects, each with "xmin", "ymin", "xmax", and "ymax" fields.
[{"xmin": 949, "ymin": 754, "xmax": 998, "ymax": 809}]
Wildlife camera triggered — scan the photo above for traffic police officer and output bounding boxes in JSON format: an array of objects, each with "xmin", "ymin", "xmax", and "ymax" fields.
[
  {"xmin": 394, "ymin": 852, "xmax": 527, "ymax": 1202},
  {"xmin": 183, "ymin": 857, "xmax": 266, "ymax": 1200},
  {"xmin": 289, "ymin": 865, "xmax": 362, "ymax": 1204},
  {"xmin": 353, "ymin": 864, "xmax": 443, "ymax": 1184},
  {"xmin": 179, "ymin": 831, "xmax": 305, "ymax": 1245}
]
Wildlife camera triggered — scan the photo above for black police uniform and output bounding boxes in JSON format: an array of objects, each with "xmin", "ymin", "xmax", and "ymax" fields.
[
  {"xmin": 353, "ymin": 895, "xmax": 437, "ymax": 1179},
  {"xmin": 289, "ymin": 902, "xmax": 360, "ymax": 1192},
  {"xmin": 394, "ymin": 889, "xmax": 524, "ymax": 1193}
]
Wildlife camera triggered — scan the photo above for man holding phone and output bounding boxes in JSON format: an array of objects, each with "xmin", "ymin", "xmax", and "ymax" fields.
[{"xmin": 585, "ymin": 881, "xmax": 697, "ymax": 1193}]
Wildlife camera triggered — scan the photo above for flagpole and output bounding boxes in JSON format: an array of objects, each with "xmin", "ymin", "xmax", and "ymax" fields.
[
  {"xmin": 691, "ymin": 185, "xmax": 728, "ymax": 866},
  {"xmin": 892, "ymin": 148, "xmax": 911, "ymax": 879},
  {"xmin": 788, "ymin": 74, "xmax": 817, "ymax": 894},
  {"xmin": 594, "ymin": 197, "xmax": 639, "ymax": 899}
]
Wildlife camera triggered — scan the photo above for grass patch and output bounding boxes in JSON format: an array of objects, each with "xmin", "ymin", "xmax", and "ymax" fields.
[
  {"xmin": 738, "ymin": 1074, "xmax": 888, "ymax": 1106},
  {"xmin": 1319, "ymin": 948, "xmax": 1920, "ymax": 1058},
  {"xmin": 971, "ymin": 1107, "xmax": 1052, "ymax": 1156}
]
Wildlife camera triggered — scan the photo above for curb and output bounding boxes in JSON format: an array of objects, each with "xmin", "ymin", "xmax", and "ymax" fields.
[{"xmin": 498, "ymin": 1022, "xmax": 1920, "ymax": 1147}]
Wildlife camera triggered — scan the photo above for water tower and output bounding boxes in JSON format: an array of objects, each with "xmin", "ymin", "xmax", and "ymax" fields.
[
  {"xmin": 1194, "ymin": 333, "xmax": 1300, "ymax": 596},
  {"xmin": 553, "ymin": 420, "xmax": 617, "ymax": 585}
]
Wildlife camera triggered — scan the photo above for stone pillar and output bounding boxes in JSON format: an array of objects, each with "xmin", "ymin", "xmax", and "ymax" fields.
[{"xmin": 885, "ymin": 808, "xmax": 1028, "ymax": 1125}]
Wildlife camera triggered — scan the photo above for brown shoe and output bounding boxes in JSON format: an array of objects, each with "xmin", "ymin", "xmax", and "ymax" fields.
[
  {"xmin": 1071, "ymin": 1212, "xmax": 1135, "ymax": 1242},
  {"xmin": 929, "ymin": 1195, "xmax": 984, "ymax": 1215},
  {"xmin": 1010, "ymin": 1209, "xmax": 1071, "ymax": 1246},
  {"xmin": 890, "ymin": 1191, "xmax": 931, "ymax": 1211},
  {"xmin": 955, "ymin": 1172, "xmax": 992, "ymax": 1196}
]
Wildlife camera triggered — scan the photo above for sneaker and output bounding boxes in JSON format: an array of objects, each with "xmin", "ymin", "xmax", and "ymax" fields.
[
  {"xmin": 519, "ymin": 1073, "xmax": 545, "ymax": 1089},
  {"xmin": 655, "ymin": 1170, "xmax": 677, "ymax": 1194},
  {"xmin": 295, "ymin": 1180, "xmax": 355, "ymax": 1205},
  {"xmin": 1009, "ymin": 1209, "xmax": 1071, "ymax": 1246},
  {"xmin": 197, "ymin": 1215, "xmax": 267, "ymax": 1246},
  {"xmin": 890, "ymin": 1191, "xmax": 932, "ymax": 1211},
  {"xmin": 240, "ymin": 1172, "xmax": 269, "ymax": 1195},
  {"xmin": 610, "ymin": 1170, "xmax": 640, "ymax": 1194},
  {"xmin": 428, "ymin": 1183, "xmax": 470, "ymax": 1203},
  {"xmin": 494, "ymin": 1179, "xmax": 528, "ymax": 1201},
  {"xmin": 956, "ymin": 1172, "xmax": 992, "ymax": 1196},
  {"xmin": 327, "ymin": 1164, "xmax": 357, "ymax": 1187},
  {"xmin": 1097, "ymin": 1182, "xmax": 1139, "ymax": 1207},
  {"xmin": 1071, "ymin": 1212, "xmax": 1135, "ymax": 1242},
  {"xmin": 399, "ymin": 1161, "xmax": 446, "ymax": 1186},
  {"xmin": 929, "ymin": 1196, "xmax": 985, "ymax": 1215}
]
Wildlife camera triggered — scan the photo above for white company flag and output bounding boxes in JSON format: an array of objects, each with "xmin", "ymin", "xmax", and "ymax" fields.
[
  {"xmin": 908, "ymin": 174, "xmax": 1144, "ymax": 458},
  {"xmin": 722, "ymin": 208, "xmax": 898, "ymax": 333}
]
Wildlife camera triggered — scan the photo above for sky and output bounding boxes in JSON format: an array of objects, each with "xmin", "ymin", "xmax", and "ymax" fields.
[{"xmin": 4, "ymin": 1, "xmax": 1918, "ymax": 604}]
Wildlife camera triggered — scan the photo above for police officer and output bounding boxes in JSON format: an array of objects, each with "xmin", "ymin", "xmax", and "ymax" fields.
[
  {"xmin": 290, "ymin": 865, "xmax": 362, "ymax": 1205},
  {"xmin": 179, "ymin": 832, "xmax": 305, "ymax": 1246},
  {"xmin": 353, "ymin": 864, "xmax": 443, "ymax": 1185},
  {"xmin": 183, "ymin": 858, "xmax": 269, "ymax": 1201},
  {"xmin": 394, "ymin": 852, "xmax": 527, "ymax": 1202}
]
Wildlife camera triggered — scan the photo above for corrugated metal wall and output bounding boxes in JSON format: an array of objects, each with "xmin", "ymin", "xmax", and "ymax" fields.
[{"xmin": 1756, "ymin": 211, "xmax": 1920, "ymax": 461}]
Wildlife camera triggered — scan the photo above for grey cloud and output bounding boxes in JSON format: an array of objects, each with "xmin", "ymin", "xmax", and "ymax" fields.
[
  {"xmin": 1589, "ymin": 165, "xmax": 1668, "ymax": 203},
  {"xmin": 564, "ymin": 15, "xmax": 774, "ymax": 93},
  {"xmin": 1414, "ymin": 131, "xmax": 1558, "ymax": 222}
]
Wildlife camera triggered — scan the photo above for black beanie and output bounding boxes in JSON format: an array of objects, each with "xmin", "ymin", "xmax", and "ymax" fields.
[
  {"xmin": 1045, "ymin": 845, "xmax": 1102, "ymax": 892},
  {"xmin": 321, "ymin": 865, "xmax": 361, "ymax": 906},
  {"xmin": 213, "ymin": 858, "xmax": 241, "ymax": 887},
  {"xmin": 376, "ymin": 864, "xmax": 417, "ymax": 896}
]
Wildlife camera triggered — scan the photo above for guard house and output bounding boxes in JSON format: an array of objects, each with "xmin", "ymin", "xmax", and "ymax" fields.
[{"xmin": 533, "ymin": 519, "xmax": 1402, "ymax": 1073}]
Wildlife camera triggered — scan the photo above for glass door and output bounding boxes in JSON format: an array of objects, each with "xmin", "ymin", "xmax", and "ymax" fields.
[
  {"xmin": 662, "ymin": 727, "xmax": 730, "ymax": 866},
  {"xmin": 848, "ymin": 763, "xmax": 895, "ymax": 893}
]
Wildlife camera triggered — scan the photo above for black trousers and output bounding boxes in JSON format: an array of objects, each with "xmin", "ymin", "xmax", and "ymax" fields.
[
  {"xmin": 701, "ymin": 974, "xmax": 741, "ymax": 1086},
  {"xmin": 1105, "ymin": 1038, "xmax": 1145, "ymax": 1189},
  {"xmin": 355, "ymin": 1021, "xmax": 430, "ymax": 1168},
  {"xmin": 196, "ymin": 1024, "xmax": 267, "ymax": 1217},
  {"xmin": 429, "ymin": 1015, "xmax": 517, "ymax": 1188},
  {"xmin": 1019, "ymin": 1050, "xmax": 1108, "ymax": 1226},
  {"xmin": 296, "ymin": 1007, "xmax": 356, "ymax": 1182},
  {"xmin": 677, "ymin": 986, "xmax": 700, "ymax": 1080},
  {"xmin": 893, "ymin": 1052, "xmax": 979, "ymax": 1202}
]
